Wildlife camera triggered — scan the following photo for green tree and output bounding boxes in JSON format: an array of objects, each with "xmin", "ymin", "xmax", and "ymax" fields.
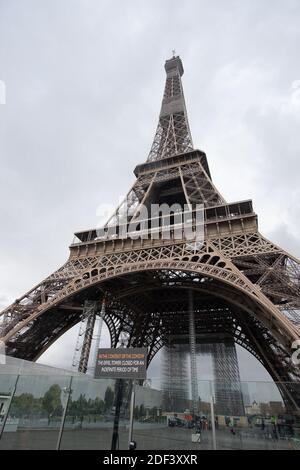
[
  {"xmin": 42, "ymin": 384, "xmax": 62, "ymax": 425},
  {"xmin": 11, "ymin": 393, "xmax": 42, "ymax": 418}
]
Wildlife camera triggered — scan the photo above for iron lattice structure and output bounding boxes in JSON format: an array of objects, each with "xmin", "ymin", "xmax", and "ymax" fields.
[
  {"xmin": 1, "ymin": 56, "xmax": 300, "ymax": 410},
  {"xmin": 162, "ymin": 342, "xmax": 189, "ymax": 413},
  {"xmin": 162, "ymin": 338, "xmax": 245, "ymax": 416},
  {"xmin": 147, "ymin": 57, "xmax": 193, "ymax": 162}
]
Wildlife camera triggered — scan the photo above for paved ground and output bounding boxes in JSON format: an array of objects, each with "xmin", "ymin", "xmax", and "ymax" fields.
[{"xmin": 0, "ymin": 425, "xmax": 299, "ymax": 450}]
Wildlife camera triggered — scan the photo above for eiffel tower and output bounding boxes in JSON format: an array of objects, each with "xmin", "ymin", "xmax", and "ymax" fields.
[{"xmin": 1, "ymin": 56, "xmax": 300, "ymax": 411}]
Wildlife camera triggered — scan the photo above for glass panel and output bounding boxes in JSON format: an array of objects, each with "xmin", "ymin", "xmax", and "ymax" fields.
[
  {"xmin": 1, "ymin": 372, "xmax": 299, "ymax": 450},
  {"xmin": 132, "ymin": 379, "xmax": 213, "ymax": 450},
  {"xmin": 60, "ymin": 377, "xmax": 131, "ymax": 450},
  {"xmin": 213, "ymin": 381, "xmax": 300, "ymax": 450},
  {"xmin": 0, "ymin": 374, "xmax": 18, "ymax": 446},
  {"xmin": 0, "ymin": 374, "xmax": 70, "ymax": 450}
]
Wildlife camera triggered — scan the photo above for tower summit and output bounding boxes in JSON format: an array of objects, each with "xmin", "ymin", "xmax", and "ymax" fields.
[{"xmin": 147, "ymin": 55, "xmax": 193, "ymax": 162}]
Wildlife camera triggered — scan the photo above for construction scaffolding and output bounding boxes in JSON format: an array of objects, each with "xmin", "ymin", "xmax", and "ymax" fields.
[
  {"xmin": 162, "ymin": 335, "xmax": 244, "ymax": 416},
  {"xmin": 212, "ymin": 340, "xmax": 245, "ymax": 416},
  {"xmin": 72, "ymin": 300, "xmax": 98, "ymax": 374},
  {"xmin": 188, "ymin": 290, "xmax": 199, "ymax": 415},
  {"xmin": 162, "ymin": 342, "xmax": 189, "ymax": 412}
]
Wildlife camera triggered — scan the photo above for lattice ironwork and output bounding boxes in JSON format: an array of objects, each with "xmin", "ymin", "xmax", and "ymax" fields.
[
  {"xmin": 0, "ymin": 55, "xmax": 300, "ymax": 411},
  {"xmin": 211, "ymin": 340, "xmax": 244, "ymax": 416},
  {"xmin": 162, "ymin": 343, "xmax": 189, "ymax": 413},
  {"xmin": 147, "ymin": 56, "xmax": 193, "ymax": 162}
]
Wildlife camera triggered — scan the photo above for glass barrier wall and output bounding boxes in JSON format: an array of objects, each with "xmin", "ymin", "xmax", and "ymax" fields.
[
  {"xmin": 132, "ymin": 379, "xmax": 214, "ymax": 450},
  {"xmin": 0, "ymin": 373, "xmax": 19, "ymax": 444},
  {"xmin": 211, "ymin": 380, "xmax": 300, "ymax": 450},
  {"xmin": 60, "ymin": 376, "xmax": 131, "ymax": 450},
  {"xmin": 0, "ymin": 374, "xmax": 70, "ymax": 450},
  {"xmin": 0, "ymin": 371, "xmax": 300, "ymax": 450}
]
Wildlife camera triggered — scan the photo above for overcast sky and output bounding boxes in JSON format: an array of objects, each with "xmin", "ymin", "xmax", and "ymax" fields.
[{"xmin": 0, "ymin": 0, "xmax": 300, "ymax": 383}]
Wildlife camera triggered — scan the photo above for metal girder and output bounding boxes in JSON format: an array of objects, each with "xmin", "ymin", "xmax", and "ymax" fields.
[
  {"xmin": 0, "ymin": 55, "xmax": 300, "ymax": 413},
  {"xmin": 147, "ymin": 56, "xmax": 193, "ymax": 162}
]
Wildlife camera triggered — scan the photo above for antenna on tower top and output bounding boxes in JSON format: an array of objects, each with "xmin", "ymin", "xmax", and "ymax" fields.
[{"xmin": 172, "ymin": 49, "xmax": 176, "ymax": 58}]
